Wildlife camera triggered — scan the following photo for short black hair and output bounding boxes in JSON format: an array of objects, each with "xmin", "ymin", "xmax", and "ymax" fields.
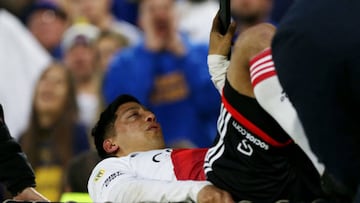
[{"xmin": 91, "ymin": 94, "xmax": 140, "ymax": 159}]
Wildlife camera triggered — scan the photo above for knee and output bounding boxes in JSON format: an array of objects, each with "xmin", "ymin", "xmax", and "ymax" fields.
[{"xmin": 234, "ymin": 23, "xmax": 276, "ymax": 60}]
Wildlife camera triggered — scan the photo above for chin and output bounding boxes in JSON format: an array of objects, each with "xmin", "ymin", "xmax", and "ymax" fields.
[
  {"xmin": 156, "ymin": 31, "xmax": 170, "ymax": 38},
  {"xmin": 151, "ymin": 138, "xmax": 166, "ymax": 149}
]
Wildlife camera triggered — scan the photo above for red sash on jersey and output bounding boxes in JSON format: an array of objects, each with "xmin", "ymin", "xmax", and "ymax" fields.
[{"xmin": 171, "ymin": 148, "xmax": 208, "ymax": 181}]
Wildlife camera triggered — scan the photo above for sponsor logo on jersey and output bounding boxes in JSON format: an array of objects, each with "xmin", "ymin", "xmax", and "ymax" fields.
[
  {"xmin": 232, "ymin": 121, "xmax": 269, "ymax": 150},
  {"xmin": 103, "ymin": 171, "xmax": 124, "ymax": 187},
  {"xmin": 237, "ymin": 139, "xmax": 253, "ymax": 156},
  {"xmin": 152, "ymin": 149, "xmax": 172, "ymax": 163},
  {"xmin": 152, "ymin": 152, "xmax": 162, "ymax": 163},
  {"xmin": 94, "ymin": 169, "xmax": 105, "ymax": 182}
]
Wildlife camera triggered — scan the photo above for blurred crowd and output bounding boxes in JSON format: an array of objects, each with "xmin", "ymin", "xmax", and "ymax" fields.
[{"xmin": 0, "ymin": 0, "xmax": 293, "ymax": 201}]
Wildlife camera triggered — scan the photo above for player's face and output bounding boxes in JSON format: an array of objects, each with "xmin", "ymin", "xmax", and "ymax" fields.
[{"xmin": 112, "ymin": 102, "xmax": 165, "ymax": 156}]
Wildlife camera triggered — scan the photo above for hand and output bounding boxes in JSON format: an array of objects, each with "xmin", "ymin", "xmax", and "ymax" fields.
[
  {"xmin": 165, "ymin": 33, "xmax": 186, "ymax": 56},
  {"xmin": 14, "ymin": 187, "xmax": 49, "ymax": 202},
  {"xmin": 142, "ymin": 10, "xmax": 165, "ymax": 52},
  {"xmin": 145, "ymin": 29, "xmax": 164, "ymax": 52},
  {"xmin": 197, "ymin": 185, "xmax": 234, "ymax": 203},
  {"xmin": 164, "ymin": 13, "xmax": 185, "ymax": 56},
  {"xmin": 209, "ymin": 13, "xmax": 237, "ymax": 56}
]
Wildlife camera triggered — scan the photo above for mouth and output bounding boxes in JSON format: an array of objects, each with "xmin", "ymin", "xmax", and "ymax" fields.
[
  {"xmin": 147, "ymin": 123, "xmax": 160, "ymax": 131},
  {"xmin": 39, "ymin": 91, "xmax": 55, "ymax": 102}
]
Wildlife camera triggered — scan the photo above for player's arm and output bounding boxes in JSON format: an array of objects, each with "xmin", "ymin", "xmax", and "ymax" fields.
[
  {"xmin": 0, "ymin": 104, "xmax": 49, "ymax": 201},
  {"xmin": 112, "ymin": 177, "xmax": 230, "ymax": 203},
  {"xmin": 208, "ymin": 14, "xmax": 276, "ymax": 99},
  {"xmin": 207, "ymin": 13, "xmax": 236, "ymax": 93},
  {"xmin": 88, "ymin": 163, "xmax": 233, "ymax": 203},
  {"xmin": 0, "ymin": 124, "xmax": 36, "ymax": 196}
]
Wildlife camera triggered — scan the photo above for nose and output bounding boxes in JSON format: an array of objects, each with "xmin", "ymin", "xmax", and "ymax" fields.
[
  {"xmin": 41, "ymin": 78, "xmax": 54, "ymax": 89},
  {"xmin": 145, "ymin": 111, "xmax": 156, "ymax": 122}
]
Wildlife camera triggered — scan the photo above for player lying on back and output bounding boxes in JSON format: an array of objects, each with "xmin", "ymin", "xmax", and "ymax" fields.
[{"xmin": 87, "ymin": 15, "xmax": 326, "ymax": 202}]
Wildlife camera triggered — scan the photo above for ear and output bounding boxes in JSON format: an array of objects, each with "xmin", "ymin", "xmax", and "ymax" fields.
[{"xmin": 103, "ymin": 139, "xmax": 120, "ymax": 154}]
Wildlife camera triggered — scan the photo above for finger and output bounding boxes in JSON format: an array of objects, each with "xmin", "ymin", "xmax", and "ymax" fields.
[
  {"xmin": 225, "ymin": 21, "xmax": 237, "ymax": 40},
  {"xmin": 211, "ymin": 11, "xmax": 221, "ymax": 33}
]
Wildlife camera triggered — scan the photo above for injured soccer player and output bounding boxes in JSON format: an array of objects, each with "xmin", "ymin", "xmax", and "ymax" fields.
[{"xmin": 88, "ymin": 15, "xmax": 328, "ymax": 202}]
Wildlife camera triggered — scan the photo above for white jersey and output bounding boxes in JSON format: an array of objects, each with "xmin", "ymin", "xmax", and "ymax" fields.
[{"xmin": 88, "ymin": 148, "xmax": 211, "ymax": 202}]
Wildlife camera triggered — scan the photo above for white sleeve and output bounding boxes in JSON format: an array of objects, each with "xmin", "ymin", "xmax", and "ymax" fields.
[
  {"xmin": 88, "ymin": 160, "xmax": 211, "ymax": 203},
  {"xmin": 207, "ymin": 54, "xmax": 230, "ymax": 94},
  {"xmin": 112, "ymin": 177, "xmax": 211, "ymax": 203}
]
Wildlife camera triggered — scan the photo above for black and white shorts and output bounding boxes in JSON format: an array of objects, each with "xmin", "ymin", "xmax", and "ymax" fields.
[{"xmin": 204, "ymin": 78, "xmax": 324, "ymax": 202}]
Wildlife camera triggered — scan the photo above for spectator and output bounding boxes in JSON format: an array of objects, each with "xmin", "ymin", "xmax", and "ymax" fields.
[
  {"xmin": 176, "ymin": 0, "xmax": 218, "ymax": 43},
  {"xmin": 231, "ymin": 0, "xmax": 273, "ymax": 33},
  {"xmin": 19, "ymin": 63, "xmax": 90, "ymax": 201},
  {"xmin": 0, "ymin": 8, "xmax": 51, "ymax": 140},
  {"xmin": 103, "ymin": 0, "xmax": 220, "ymax": 148},
  {"xmin": 62, "ymin": 22, "xmax": 103, "ymax": 132},
  {"xmin": 64, "ymin": 0, "xmax": 141, "ymax": 45},
  {"xmin": 25, "ymin": 1, "xmax": 69, "ymax": 59},
  {"xmin": 0, "ymin": 104, "xmax": 49, "ymax": 202},
  {"xmin": 95, "ymin": 30, "xmax": 129, "ymax": 72}
]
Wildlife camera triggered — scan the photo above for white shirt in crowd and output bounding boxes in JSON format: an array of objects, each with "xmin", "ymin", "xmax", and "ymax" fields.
[
  {"xmin": 0, "ymin": 9, "xmax": 51, "ymax": 139},
  {"xmin": 77, "ymin": 93, "xmax": 100, "ymax": 131},
  {"xmin": 177, "ymin": 0, "xmax": 219, "ymax": 43}
]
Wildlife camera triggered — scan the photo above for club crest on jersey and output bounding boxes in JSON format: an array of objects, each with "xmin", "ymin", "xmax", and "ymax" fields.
[{"xmin": 94, "ymin": 169, "xmax": 105, "ymax": 182}]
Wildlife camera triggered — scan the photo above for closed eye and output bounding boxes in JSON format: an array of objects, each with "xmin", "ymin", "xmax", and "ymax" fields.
[{"xmin": 127, "ymin": 112, "xmax": 139, "ymax": 119}]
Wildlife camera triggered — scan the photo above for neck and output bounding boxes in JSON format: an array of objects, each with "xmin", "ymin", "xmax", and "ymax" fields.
[
  {"xmin": 38, "ymin": 112, "xmax": 57, "ymax": 128},
  {"xmin": 76, "ymin": 75, "xmax": 99, "ymax": 94}
]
